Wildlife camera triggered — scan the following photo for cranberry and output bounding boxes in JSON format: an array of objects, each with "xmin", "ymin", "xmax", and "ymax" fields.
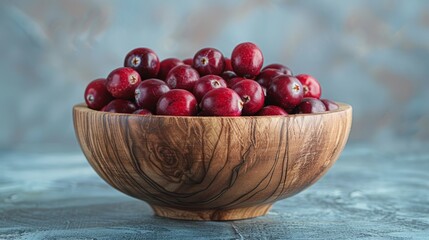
[
  {"xmin": 103, "ymin": 99, "xmax": 137, "ymax": 113},
  {"xmin": 84, "ymin": 78, "xmax": 113, "ymax": 110},
  {"xmin": 193, "ymin": 75, "xmax": 227, "ymax": 102},
  {"xmin": 193, "ymin": 47, "xmax": 225, "ymax": 76},
  {"xmin": 231, "ymin": 80, "xmax": 265, "ymax": 115},
  {"xmin": 262, "ymin": 64, "xmax": 292, "ymax": 76},
  {"xmin": 133, "ymin": 109, "xmax": 152, "ymax": 115},
  {"xmin": 227, "ymin": 77, "xmax": 246, "ymax": 88},
  {"xmin": 296, "ymin": 74, "xmax": 321, "ymax": 99},
  {"xmin": 124, "ymin": 48, "xmax": 160, "ymax": 79},
  {"xmin": 220, "ymin": 71, "xmax": 237, "ymax": 82},
  {"xmin": 158, "ymin": 58, "xmax": 184, "ymax": 80},
  {"xmin": 183, "ymin": 58, "xmax": 193, "ymax": 65},
  {"xmin": 166, "ymin": 65, "xmax": 200, "ymax": 91},
  {"xmin": 321, "ymin": 99, "xmax": 339, "ymax": 111},
  {"xmin": 135, "ymin": 79, "xmax": 170, "ymax": 112},
  {"xmin": 255, "ymin": 68, "xmax": 283, "ymax": 88},
  {"xmin": 267, "ymin": 75, "xmax": 303, "ymax": 112},
  {"xmin": 224, "ymin": 57, "xmax": 233, "ymax": 71},
  {"xmin": 256, "ymin": 105, "xmax": 288, "ymax": 116},
  {"xmin": 156, "ymin": 89, "xmax": 197, "ymax": 116},
  {"xmin": 200, "ymin": 88, "xmax": 243, "ymax": 116},
  {"xmin": 106, "ymin": 67, "xmax": 141, "ymax": 99},
  {"xmin": 231, "ymin": 42, "xmax": 264, "ymax": 78},
  {"xmin": 295, "ymin": 98, "xmax": 326, "ymax": 114}
]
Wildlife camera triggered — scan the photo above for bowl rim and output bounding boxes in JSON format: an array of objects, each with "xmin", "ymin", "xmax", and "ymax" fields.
[{"xmin": 73, "ymin": 102, "xmax": 351, "ymax": 119}]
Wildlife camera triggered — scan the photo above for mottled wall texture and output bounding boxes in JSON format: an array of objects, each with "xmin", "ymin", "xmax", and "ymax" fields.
[{"xmin": 0, "ymin": 0, "xmax": 428, "ymax": 151}]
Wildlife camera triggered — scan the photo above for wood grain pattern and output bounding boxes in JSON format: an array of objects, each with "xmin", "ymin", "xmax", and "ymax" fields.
[{"xmin": 73, "ymin": 103, "xmax": 352, "ymax": 220}]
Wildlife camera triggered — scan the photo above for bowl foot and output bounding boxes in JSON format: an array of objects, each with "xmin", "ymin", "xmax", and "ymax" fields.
[{"xmin": 151, "ymin": 203, "xmax": 273, "ymax": 221}]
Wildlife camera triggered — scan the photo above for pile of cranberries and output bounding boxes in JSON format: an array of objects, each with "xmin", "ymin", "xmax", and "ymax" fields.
[{"xmin": 84, "ymin": 42, "xmax": 338, "ymax": 116}]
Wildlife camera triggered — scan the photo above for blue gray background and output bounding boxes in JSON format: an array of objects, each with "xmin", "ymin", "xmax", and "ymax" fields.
[{"xmin": 1, "ymin": 0, "xmax": 428, "ymax": 152}]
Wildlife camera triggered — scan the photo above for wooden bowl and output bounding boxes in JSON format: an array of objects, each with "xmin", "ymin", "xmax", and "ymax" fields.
[{"xmin": 73, "ymin": 103, "xmax": 352, "ymax": 221}]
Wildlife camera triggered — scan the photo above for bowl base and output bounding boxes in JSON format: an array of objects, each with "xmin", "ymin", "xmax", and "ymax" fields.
[{"xmin": 151, "ymin": 203, "xmax": 273, "ymax": 221}]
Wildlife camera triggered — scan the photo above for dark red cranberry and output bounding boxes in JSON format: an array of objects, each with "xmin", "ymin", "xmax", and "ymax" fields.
[
  {"xmin": 321, "ymin": 99, "xmax": 339, "ymax": 111},
  {"xmin": 106, "ymin": 67, "xmax": 141, "ymax": 99},
  {"xmin": 200, "ymin": 88, "xmax": 243, "ymax": 116},
  {"xmin": 255, "ymin": 68, "xmax": 283, "ymax": 88},
  {"xmin": 166, "ymin": 65, "xmax": 200, "ymax": 91},
  {"xmin": 84, "ymin": 78, "xmax": 113, "ymax": 110},
  {"xmin": 296, "ymin": 74, "xmax": 322, "ymax": 99},
  {"xmin": 231, "ymin": 80, "xmax": 265, "ymax": 115},
  {"xmin": 124, "ymin": 48, "xmax": 160, "ymax": 79},
  {"xmin": 193, "ymin": 75, "xmax": 227, "ymax": 102},
  {"xmin": 183, "ymin": 58, "xmax": 193, "ymax": 65},
  {"xmin": 224, "ymin": 57, "xmax": 233, "ymax": 71},
  {"xmin": 220, "ymin": 71, "xmax": 237, "ymax": 82},
  {"xmin": 135, "ymin": 79, "xmax": 170, "ymax": 112},
  {"xmin": 256, "ymin": 105, "xmax": 288, "ymax": 116},
  {"xmin": 158, "ymin": 58, "xmax": 184, "ymax": 80},
  {"xmin": 231, "ymin": 42, "xmax": 264, "ymax": 78},
  {"xmin": 102, "ymin": 99, "xmax": 137, "ymax": 113},
  {"xmin": 267, "ymin": 75, "xmax": 304, "ymax": 112},
  {"xmin": 262, "ymin": 64, "xmax": 292, "ymax": 76},
  {"xmin": 156, "ymin": 89, "xmax": 197, "ymax": 116},
  {"xmin": 227, "ymin": 77, "xmax": 246, "ymax": 88},
  {"xmin": 193, "ymin": 47, "xmax": 225, "ymax": 76},
  {"xmin": 295, "ymin": 98, "xmax": 326, "ymax": 114},
  {"xmin": 133, "ymin": 109, "xmax": 152, "ymax": 115}
]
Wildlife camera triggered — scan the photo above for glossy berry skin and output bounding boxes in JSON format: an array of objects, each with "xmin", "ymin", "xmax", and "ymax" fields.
[
  {"xmin": 220, "ymin": 71, "xmax": 237, "ymax": 82},
  {"xmin": 321, "ymin": 99, "xmax": 339, "ymax": 111},
  {"xmin": 231, "ymin": 42, "xmax": 264, "ymax": 78},
  {"xmin": 226, "ymin": 77, "xmax": 246, "ymax": 88},
  {"xmin": 158, "ymin": 58, "xmax": 184, "ymax": 80},
  {"xmin": 134, "ymin": 79, "xmax": 170, "ymax": 112},
  {"xmin": 193, "ymin": 75, "xmax": 227, "ymax": 102},
  {"xmin": 256, "ymin": 105, "xmax": 288, "ymax": 116},
  {"xmin": 124, "ymin": 48, "xmax": 160, "ymax": 79},
  {"xmin": 255, "ymin": 68, "xmax": 283, "ymax": 88},
  {"xmin": 166, "ymin": 65, "xmax": 200, "ymax": 91},
  {"xmin": 156, "ymin": 89, "xmax": 198, "ymax": 116},
  {"xmin": 133, "ymin": 109, "xmax": 152, "ymax": 115},
  {"xmin": 106, "ymin": 67, "xmax": 141, "ymax": 100},
  {"xmin": 224, "ymin": 57, "xmax": 233, "ymax": 71},
  {"xmin": 262, "ymin": 64, "xmax": 293, "ymax": 76},
  {"xmin": 267, "ymin": 75, "xmax": 304, "ymax": 112},
  {"xmin": 296, "ymin": 74, "xmax": 322, "ymax": 99},
  {"xmin": 183, "ymin": 58, "xmax": 193, "ymax": 65},
  {"xmin": 231, "ymin": 80, "xmax": 265, "ymax": 115},
  {"xmin": 295, "ymin": 98, "xmax": 326, "ymax": 114},
  {"xmin": 193, "ymin": 47, "xmax": 225, "ymax": 76},
  {"xmin": 102, "ymin": 99, "xmax": 137, "ymax": 113},
  {"xmin": 200, "ymin": 88, "xmax": 243, "ymax": 116},
  {"xmin": 84, "ymin": 78, "xmax": 113, "ymax": 110}
]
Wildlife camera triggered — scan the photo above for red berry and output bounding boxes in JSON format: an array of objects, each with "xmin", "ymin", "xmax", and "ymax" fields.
[
  {"xmin": 124, "ymin": 48, "xmax": 160, "ymax": 79},
  {"xmin": 156, "ymin": 89, "xmax": 197, "ymax": 116},
  {"xmin": 158, "ymin": 58, "xmax": 184, "ymax": 80},
  {"xmin": 321, "ymin": 99, "xmax": 339, "ymax": 111},
  {"xmin": 183, "ymin": 58, "xmax": 193, "ymax": 65},
  {"xmin": 231, "ymin": 42, "xmax": 264, "ymax": 78},
  {"xmin": 255, "ymin": 68, "xmax": 283, "ymax": 88},
  {"xmin": 166, "ymin": 65, "xmax": 200, "ymax": 91},
  {"xmin": 133, "ymin": 109, "xmax": 152, "ymax": 115},
  {"xmin": 231, "ymin": 80, "xmax": 265, "ymax": 115},
  {"xmin": 262, "ymin": 64, "xmax": 292, "ymax": 76},
  {"xmin": 84, "ymin": 78, "xmax": 113, "ymax": 110},
  {"xmin": 193, "ymin": 75, "xmax": 227, "ymax": 102},
  {"xmin": 103, "ymin": 99, "xmax": 137, "ymax": 113},
  {"xmin": 257, "ymin": 105, "xmax": 288, "ymax": 116},
  {"xmin": 295, "ymin": 98, "xmax": 326, "ymax": 114},
  {"xmin": 106, "ymin": 67, "xmax": 141, "ymax": 99},
  {"xmin": 296, "ymin": 74, "xmax": 322, "ymax": 99},
  {"xmin": 267, "ymin": 75, "xmax": 304, "ymax": 112},
  {"xmin": 193, "ymin": 47, "xmax": 225, "ymax": 76},
  {"xmin": 220, "ymin": 71, "xmax": 237, "ymax": 82},
  {"xmin": 200, "ymin": 88, "xmax": 243, "ymax": 116},
  {"xmin": 135, "ymin": 79, "xmax": 170, "ymax": 112},
  {"xmin": 224, "ymin": 57, "xmax": 233, "ymax": 71},
  {"xmin": 227, "ymin": 77, "xmax": 246, "ymax": 88}
]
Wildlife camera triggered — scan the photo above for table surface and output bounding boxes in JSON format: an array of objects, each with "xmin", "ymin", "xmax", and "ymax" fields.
[{"xmin": 1, "ymin": 142, "xmax": 428, "ymax": 240}]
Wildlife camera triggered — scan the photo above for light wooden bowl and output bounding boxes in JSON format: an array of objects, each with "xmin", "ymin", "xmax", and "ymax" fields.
[{"xmin": 73, "ymin": 103, "xmax": 352, "ymax": 221}]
